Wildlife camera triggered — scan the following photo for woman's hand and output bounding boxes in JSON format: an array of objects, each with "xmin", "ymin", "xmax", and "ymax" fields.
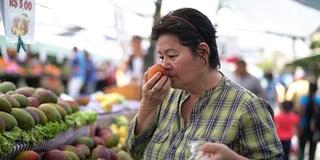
[
  {"xmin": 199, "ymin": 143, "xmax": 248, "ymax": 160},
  {"xmin": 140, "ymin": 69, "xmax": 170, "ymax": 110},
  {"xmin": 134, "ymin": 69, "xmax": 170, "ymax": 134}
]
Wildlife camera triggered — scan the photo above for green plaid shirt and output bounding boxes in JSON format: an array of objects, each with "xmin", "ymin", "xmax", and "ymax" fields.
[{"xmin": 126, "ymin": 76, "xmax": 283, "ymax": 160}]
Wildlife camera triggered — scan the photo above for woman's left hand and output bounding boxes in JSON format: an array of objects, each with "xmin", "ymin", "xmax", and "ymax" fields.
[{"xmin": 199, "ymin": 143, "xmax": 248, "ymax": 160}]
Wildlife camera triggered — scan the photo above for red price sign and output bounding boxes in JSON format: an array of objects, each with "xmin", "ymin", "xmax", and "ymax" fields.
[{"xmin": 9, "ymin": 0, "xmax": 32, "ymax": 11}]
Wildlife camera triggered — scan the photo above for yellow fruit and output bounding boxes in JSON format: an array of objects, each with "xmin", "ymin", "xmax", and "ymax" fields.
[
  {"xmin": 101, "ymin": 100, "xmax": 113, "ymax": 111},
  {"xmin": 118, "ymin": 126, "xmax": 127, "ymax": 138},
  {"xmin": 95, "ymin": 94, "xmax": 106, "ymax": 102},
  {"xmin": 109, "ymin": 123, "xmax": 118, "ymax": 134},
  {"xmin": 118, "ymin": 137, "xmax": 126, "ymax": 147}
]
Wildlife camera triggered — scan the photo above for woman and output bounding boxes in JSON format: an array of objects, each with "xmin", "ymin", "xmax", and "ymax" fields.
[
  {"xmin": 126, "ymin": 8, "xmax": 283, "ymax": 159},
  {"xmin": 298, "ymin": 82, "xmax": 320, "ymax": 160}
]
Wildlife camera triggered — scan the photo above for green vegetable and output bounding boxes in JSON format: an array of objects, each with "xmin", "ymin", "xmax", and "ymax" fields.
[{"xmin": 0, "ymin": 110, "xmax": 97, "ymax": 157}]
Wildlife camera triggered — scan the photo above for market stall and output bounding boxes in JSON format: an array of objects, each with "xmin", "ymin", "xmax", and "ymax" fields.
[{"xmin": 0, "ymin": 80, "xmax": 138, "ymax": 159}]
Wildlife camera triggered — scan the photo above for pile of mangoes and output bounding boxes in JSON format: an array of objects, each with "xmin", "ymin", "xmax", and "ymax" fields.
[
  {"xmin": 0, "ymin": 81, "xmax": 80, "ymax": 133},
  {"xmin": 12, "ymin": 130, "xmax": 132, "ymax": 160}
]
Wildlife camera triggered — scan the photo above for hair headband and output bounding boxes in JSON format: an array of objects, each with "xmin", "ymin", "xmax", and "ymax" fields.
[{"xmin": 170, "ymin": 15, "xmax": 205, "ymax": 42}]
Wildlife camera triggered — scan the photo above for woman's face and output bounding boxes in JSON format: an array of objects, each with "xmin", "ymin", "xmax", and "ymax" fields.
[{"xmin": 156, "ymin": 35, "xmax": 204, "ymax": 89}]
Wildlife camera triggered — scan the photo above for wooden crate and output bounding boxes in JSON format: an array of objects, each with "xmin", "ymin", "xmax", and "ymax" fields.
[{"xmin": 105, "ymin": 84, "xmax": 141, "ymax": 100}]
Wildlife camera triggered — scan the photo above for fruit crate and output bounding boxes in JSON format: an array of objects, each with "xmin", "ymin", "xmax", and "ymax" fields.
[{"xmin": 0, "ymin": 124, "xmax": 95, "ymax": 160}]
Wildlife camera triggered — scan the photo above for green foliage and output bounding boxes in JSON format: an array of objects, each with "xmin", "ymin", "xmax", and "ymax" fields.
[
  {"xmin": 310, "ymin": 40, "xmax": 320, "ymax": 49},
  {"xmin": 258, "ymin": 60, "xmax": 274, "ymax": 71}
]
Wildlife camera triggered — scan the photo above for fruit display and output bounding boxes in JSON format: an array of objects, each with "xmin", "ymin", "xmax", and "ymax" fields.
[
  {"xmin": 93, "ymin": 92, "xmax": 126, "ymax": 112},
  {"xmin": 34, "ymin": 124, "xmax": 133, "ymax": 160},
  {"xmin": 0, "ymin": 79, "xmax": 138, "ymax": 159},
  {"xmin": 0, "ymin": 81, "xmax": 97, "ymax": 158}
]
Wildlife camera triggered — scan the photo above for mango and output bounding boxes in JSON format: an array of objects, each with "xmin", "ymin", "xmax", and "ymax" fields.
[
  {"xmin": 49, "ymin": 103, "xmax": 67, "ymax": 118},
  {"xmin": 57, "ymin": 98, "xmax": 73, "ymax": 115},
  {"xmin": 0, "ymin": 96, "xmax": 12, "ymax": 113},
  {"xmin": 34, "ymin": 89, "xmax": 58, "ymax": 104},
  {"xmin": 91, "ymin": 145, "xmax": 110, "ymax": 160},
  {"xmin": 59, "ymin": 145, "xmax": 86, "ymax": 160},
  {"xmin": 107, "ymin": 149, "xmax": 118, "ymax": 160},
  {"xmin": 110, "ymin": 147, "xmax": 122, "ymax": 153},
  {"xmin": 116, "ymin": 150, "xmax": 131, "ymax": 160},
  {"xmin": 0, "ymin": 111, "xmax": 18, "ymax": 131},
  {"xmin": 27, "ymin": 96, "xmax": 40, "ymax": 107},
  {"xmin": 17, "ymin": 86, "xmax": 35, "ymax": 94},
  {"xmin": 13, "ymin": 150, "xmax": 39, "ymax": 160},
  {"xmin": 63, "ymin": 151, "xmax": 80, "ymax": 160},
  {"xmin": 22, "ymin": 108, "xmax": 40, "ymax": 125},
  {"xmin": 65, "ymin": 100, "xmax": 80, "ymax": 113},
  {"xmin": 15, "ymin": 88, "xmax": 33, "ymax": 97},
  {"xmin": 26, "ymin": 106, "xmax": 48, "ymax": 125},
  {"xmin": 38, "ymin": 103, "xmax": 62, "ymax": 122},
  {"xmin": 42, "ymin": 149, "xmax": 72, "ymax": 160},
  {"xmin": 0, "ymin": 117, "xmax": 5, "ymax": 133},
  {"xmin": 1, "ymin": 94, "xmax": 20, "ymax": 108},
  {"xmin": 11, "ymin": 93, "xmax": 29, "ymax": 108},
  {"xmin": 10, "ymin": 108, "xmax": 35, "ymax": 130},
  {"xmin": 6, "ymin": 90, "xmax": 17, "ymax": 95},
  {"xmin": 74, "ymin": 96, "xmax": 90, "ymax": 106},
  {"xmin": 75, "ymin": 144, "xmax": 91, "ymax": 159},
  {"xmin": 72, "ymin": 136, "xmax": 95, "ymax": 150},
  {"xmin": 0, "ymin": 81, "xmax": 16, "ymax": 93},
  {"xmin": 102, "ymin": 133, "xmax": 120, "ymax": 148},
  {"xmin": 92, "ymin": 136, "xmax": 106, "ymax": 147}
]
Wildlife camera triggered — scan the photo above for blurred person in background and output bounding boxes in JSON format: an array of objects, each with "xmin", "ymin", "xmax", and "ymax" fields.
[
  {"xmin": 262, "ymin": 70, "xmax": 277, "ymax": 110},
  {"xmin": 297, "ymin": 82, "xmax": 320, "ymax": 160},
  {"xmin": 285, "ymin": 66, "xmax": 309, "ymax": 113},
  {"xmin": 116, "ymin": 35, "xmax": 145, "ymax": 86},
  {"xmin": 274, "ymin": 101, "xmax": 300, "ymax": 160},
  {"xmin": 126, "ymin": 8, "xmax": 283, "ymax": 159},
  {"xmin": 105, "ymin": 60, "xmax": 117, "ymax": 87},
  {"xmin": 67, "ymin": 47, "xmax": 86, "ymax": 97},
  {"xmin": 82, "ymin": 50, "xmax": 96, "ymax": 94},
  {"xmin": 61, "ymin": 57, "xmax": 71, "ymax": 92},
  {"xmin": 231, "ymin": 59, "xmax": 265, "ymax": 98}
]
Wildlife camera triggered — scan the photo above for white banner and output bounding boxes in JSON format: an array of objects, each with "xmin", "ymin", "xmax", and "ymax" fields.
[{"xmin": 1, "ymin": 0, "xmax": 35, "ymax": 44}]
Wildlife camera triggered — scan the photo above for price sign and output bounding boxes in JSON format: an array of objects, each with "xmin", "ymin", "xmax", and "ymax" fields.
[
  {"xmin": 9, "ymin": 0, "xmax": 33, "ymax": 11},
  {"xmin": 1, "ymin": 0, "xmax": 35, "ymax": 43}
]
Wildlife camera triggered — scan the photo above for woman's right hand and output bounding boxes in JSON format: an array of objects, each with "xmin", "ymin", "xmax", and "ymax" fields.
[
  {"xmin": 140, "ymin": 69, "xmax": 171, "ymax": 110},
  {"xmin": 134, "ymin": 69, "xmax": 170, "ymax": 134}
]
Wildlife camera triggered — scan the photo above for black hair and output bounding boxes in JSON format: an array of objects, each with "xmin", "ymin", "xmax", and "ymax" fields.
[
  {"xmin": 236, "ymin": 59, "xmax": 246, "ymax": 67},
  {"xmin": 306, "ymin": 82, "xmax": 318, "ymax": 127},
  {"xmin": 264, "ymin": 70, "xmax": 273, "ymax": 81},
  {"xmin": 282, "ymin": 101, "xmax": 293, "ymax": 113},
  {"xmin": 151, "ymin": 8, "xmax": 220, "ymax": 70},
  {"xmin": 132, "ymin": 35, "xmax": 142, "ymax": 41}
]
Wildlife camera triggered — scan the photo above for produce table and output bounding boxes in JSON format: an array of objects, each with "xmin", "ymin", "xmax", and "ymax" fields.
[
  {"xmin": 0, "ymin": 124, "xmax": 93, "ymax": 160},
  {"xmin": 80, "ymin": 100, "xmax": 140, "ymax": 129},
  {"xmin": 0, "ymin": 99, "xmax": 139, "ymax": 159}
]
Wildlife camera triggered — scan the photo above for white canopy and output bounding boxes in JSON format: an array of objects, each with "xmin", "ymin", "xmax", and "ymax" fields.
[{"xmin": 0, "ymin": 0, "xmax": 319, "ymax": 61}]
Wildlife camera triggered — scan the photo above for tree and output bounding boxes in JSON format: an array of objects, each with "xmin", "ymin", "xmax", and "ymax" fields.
[{"xmin": 144, "ymin": 0, "xmax": 162, "ymax": 71}]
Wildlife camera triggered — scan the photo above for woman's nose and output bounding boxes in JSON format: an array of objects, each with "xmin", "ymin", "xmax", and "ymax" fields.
[{"xmin": 161, "ymin": 58, "xmax": 171, "ymax": 70}]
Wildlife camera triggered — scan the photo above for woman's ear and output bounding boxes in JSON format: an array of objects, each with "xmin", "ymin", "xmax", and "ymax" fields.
[{"xmin": 198, "ymin": 42, "xmax": 210, "ymax": 59}]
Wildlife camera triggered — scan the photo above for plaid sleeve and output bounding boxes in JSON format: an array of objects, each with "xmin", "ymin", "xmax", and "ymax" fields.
[
  {"xmin": 126, "ymin": 115, "xmax": 157, "ymax": 159},
  {"xmin": 239, "ymin": 97, "xmax": 284, "ymax": 159}
]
